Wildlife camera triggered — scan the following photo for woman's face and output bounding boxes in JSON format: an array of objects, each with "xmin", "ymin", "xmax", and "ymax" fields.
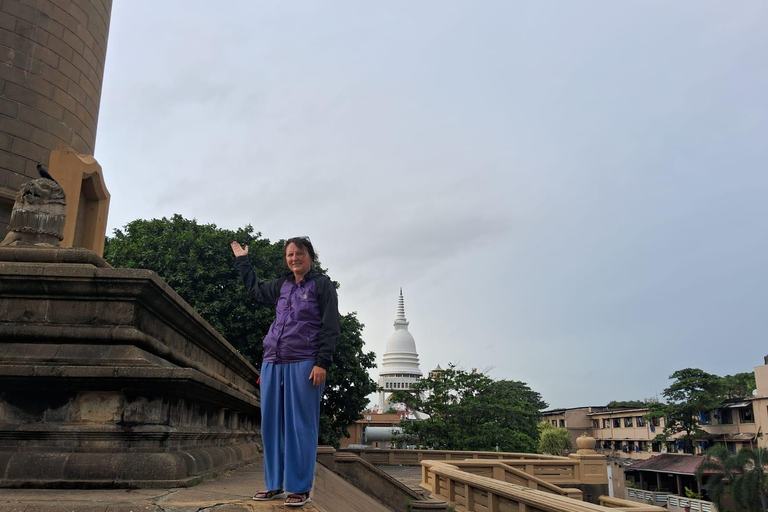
[{"xmin": 285, "ymin": 242, "xmax": 312, "ymax": 276}]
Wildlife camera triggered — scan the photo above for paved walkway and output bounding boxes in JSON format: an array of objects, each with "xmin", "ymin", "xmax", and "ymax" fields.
[
  {"xmin": 0, "ymin": 463, "xmax": 363, "ymax": 512},
  {"xmin": 377, "ymin": 465, "xmax": 425, "ymax": 495}
]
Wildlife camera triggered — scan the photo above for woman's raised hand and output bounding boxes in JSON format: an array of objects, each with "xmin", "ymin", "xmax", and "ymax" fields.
[{"xmin": 230, "ymin": 241, "xmax": 249, "ymax": 257}]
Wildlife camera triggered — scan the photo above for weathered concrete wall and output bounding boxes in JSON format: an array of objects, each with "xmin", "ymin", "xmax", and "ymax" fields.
[{"xmin": 0, "ymin": 247, "xmax": 261, "ymax": 488}]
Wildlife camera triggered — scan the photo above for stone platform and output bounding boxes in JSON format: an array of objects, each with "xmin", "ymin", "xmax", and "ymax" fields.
[
  {"xmin": 0, "ymin": 247, "xmax": 262, "ymax": 487},
  {"xmin": 0, "ymin": 462, "xmax": 397, "ymax": 512}
]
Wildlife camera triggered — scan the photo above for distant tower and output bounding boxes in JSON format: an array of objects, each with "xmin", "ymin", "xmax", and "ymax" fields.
[{"xmin": 378, "ymin": 289, "xmax": 423, "ymax": 410}]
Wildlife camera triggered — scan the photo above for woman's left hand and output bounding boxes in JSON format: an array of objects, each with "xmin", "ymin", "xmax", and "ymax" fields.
[{"xmin": 309, "ymin": 366, "xmax": 326, "ymax": 386}]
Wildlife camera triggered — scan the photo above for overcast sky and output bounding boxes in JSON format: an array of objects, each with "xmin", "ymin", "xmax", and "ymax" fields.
[{"xmin": 95, "ymin": 1, "xmax": 767, "ymax": 409}]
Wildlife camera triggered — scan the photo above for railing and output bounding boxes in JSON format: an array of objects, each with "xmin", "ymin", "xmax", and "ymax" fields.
[
  {"xmin": 626, "ymin": 489, "xmax": 670, "ymax": 506},
  {"xmin": 421, "ymin": 462, "xmax": 666, "ymax": 512},
  {"xmin": 339, "ymin": 448, "xmax": 566, "ymax": 466},
  {"xmin": 599, "ymin": 496, "xmax": 669, "ymax": 512},
  {"xmin": 422, "ymin": 460, "xmax": 583, "ymax": 500},
  {"xmin": 625, "ymin": 490, "xmax": 717, "ymax": 512},
  {"xmin": 667, "ymin": 496, "xmax": 716, "ymax": 512}
]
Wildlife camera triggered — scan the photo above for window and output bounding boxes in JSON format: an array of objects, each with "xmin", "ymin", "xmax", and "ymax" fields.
[
  {"xmin": 593, "ymin": 419, "xmax": 600, "ymax": 429},
  {"xmin": 720, "ymin": 409, "xmax": 733, "ymax": 424},
  {"xmin": 698, "ymin": 411, "xmax": 711, "ymax": 425},
  {"xmin": 603, "ymin": 419, "xmax": 611, "ymax": 428},
  {"xmin": 636, "ymin": 416, "xmax": 645, "ymax": 427},
  {"xmin": 652, "ymin": 417, "xmax": 660, "ymax": 426},
  {"xmin": 613, "ymin": 418, "xmax": 621, "ymax": 428},
  {"xmin": 613, "ymin": 441, "xmax": 622, "ymax": 450},
  {"xmin": 739, "ymin": 407, "xmax": 755, "ymax": 423},
  {"xmin": 559, "ymin": 419, "xmax": 565, "ymax": 428},
  {"xmin": 652, "ymin": 442, "xmax": 661, "ymax": 452},
  {"xmin": 624, "ymin": 417, "xmax": 633, "ymax": 427}
]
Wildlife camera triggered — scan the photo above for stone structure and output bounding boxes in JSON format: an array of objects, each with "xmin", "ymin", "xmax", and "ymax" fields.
[
  {"xmin": 0, "ymin": 0, "xmax": 112, "ymax": 254},
  {"xmin": 0, "ymin": 176, "xmax": 66, "ymax": 246},
  {"xmin": 377, "ymin": 289, "xmax": 423, "ymax": 410},
  {"xmin": 0, "ymin": 247, "xmax": 261, "ymax": 487}
]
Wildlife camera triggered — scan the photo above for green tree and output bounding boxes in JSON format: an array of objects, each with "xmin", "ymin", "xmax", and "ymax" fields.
[
  {"xmin": 721, "ymin": 372, "xmax": 756, "ymax": 399},
  {"xmin": 697, "ymin": 445, "xmax": 768, "ymax": 512},
  {"xmin": 391, "ymin": 364, "xmax": 547, "ymax": 452},
  {"xmin": 320, "ymin": 313, "xmax": 378, "ymax": 447},
  {"xmin": 645, "ymin": 368, "xmax": 724, "ymax": 454},
  {"xmin": 607, "ymin": 400, "xmax": 646, "ymax": 408},
  {"xmin": 104, "ymin": 215, "xmax": 377, "ymax": 447},
  {"xmin": 538, "ymin": 421, "xmax": 572, "ymax": 455}
]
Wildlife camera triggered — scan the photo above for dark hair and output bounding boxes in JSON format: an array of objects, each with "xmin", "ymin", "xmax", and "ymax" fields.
[{"xmin": 284, "ymin": 236, "xmax": 316, "ymax": 262}]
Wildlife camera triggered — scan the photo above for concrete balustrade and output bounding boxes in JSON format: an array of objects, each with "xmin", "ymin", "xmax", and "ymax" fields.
[
  {"xmin": 339, "ymin": 447, "xmax": 565, "ymax": 465},
  {"xmin": 626, "ymin": 490, "xmax": 717, "ymax": 512},
  {"xmin": 421, "ymin": 461, "xmax": 666, "ymax": 512},
  {"xmin": 599, "ymin": 496, "xmax": 671, "ymax": 511},
  {"xmin": 421, "ymin": 460, "xmax": 584, "ymax": 500}
]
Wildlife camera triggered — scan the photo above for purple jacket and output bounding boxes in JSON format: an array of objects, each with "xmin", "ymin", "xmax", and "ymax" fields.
[{"xmin": 235, "ymin": 256, "xmax": 340, "ymax": 369}]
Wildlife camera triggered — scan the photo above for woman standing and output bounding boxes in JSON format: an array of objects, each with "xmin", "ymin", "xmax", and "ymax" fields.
[{"xmin": 231, "ymin": 237, "xmax": 339, "ymax": 507}]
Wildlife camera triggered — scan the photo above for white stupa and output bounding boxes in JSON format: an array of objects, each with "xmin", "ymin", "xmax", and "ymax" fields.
[{"xmin": 377, "ymin": 289, "xmax": 423, "ymax": 410}]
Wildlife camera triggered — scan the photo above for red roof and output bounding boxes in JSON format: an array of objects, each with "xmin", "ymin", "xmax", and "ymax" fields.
[{"xmin": 628, "ymin": 454, "xmax": 706, "ymax": 475}]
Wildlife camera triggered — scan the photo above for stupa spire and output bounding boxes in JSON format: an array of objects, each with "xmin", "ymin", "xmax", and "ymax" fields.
[{"xmin": 394, "ymin": 287, "xmax": 409, "ymax": 329}]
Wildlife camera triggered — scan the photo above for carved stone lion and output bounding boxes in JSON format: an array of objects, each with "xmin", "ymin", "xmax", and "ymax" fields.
[{"xmin": 0, "ymin": 178, "xmax": 67, "ymax": 247}]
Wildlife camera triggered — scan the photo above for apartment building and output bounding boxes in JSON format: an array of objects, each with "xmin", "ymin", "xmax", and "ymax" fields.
[
  {"xmin": 589, "ymin": 408, "xmax": 665, "ymax": 460},
  {"xmin": 543, "ymin": 358, "xmax": 768, "ymax": 460}
]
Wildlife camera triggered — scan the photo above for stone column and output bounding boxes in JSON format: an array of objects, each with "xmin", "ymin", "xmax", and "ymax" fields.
[{"xmin": 0, "ymin": 0, "xmax": 113, "ymax": 249}]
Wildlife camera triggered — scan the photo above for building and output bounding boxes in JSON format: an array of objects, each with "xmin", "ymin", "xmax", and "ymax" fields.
[
  {"xmin": 342, "ymin": 413, "xmax": 403, "ymax": 449},
  {"xmin": 556, "ymin": 358, "xmax": 768, "ymax": 461},
  {"xmin": 377, "ymin": 289, "xmax": 423, "ymax": 411},
  {"xmin": 540, "ymin": 406, "xmax": 608, "ymax": 453},
  {"xmin": 589, "ymin": 408, "xmax": 667, "ymax": 460}
]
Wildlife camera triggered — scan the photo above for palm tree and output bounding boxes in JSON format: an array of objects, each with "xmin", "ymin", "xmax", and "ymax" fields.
[
  {"xmin": 697, "ymin": 445, "xmax": 768, "ymax": 512},
  {"xmin": 698, "ymin": 445, "xmax": 740, "ymax": 511},
  {"xmin": 731, "ymin": 447, "xmax": 768, "ymax": 512}
]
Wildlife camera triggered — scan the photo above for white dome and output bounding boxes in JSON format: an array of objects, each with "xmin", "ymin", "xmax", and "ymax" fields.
[{"xmin": 380, "ymin": 290, "xmax": 422, "ymax": 377}]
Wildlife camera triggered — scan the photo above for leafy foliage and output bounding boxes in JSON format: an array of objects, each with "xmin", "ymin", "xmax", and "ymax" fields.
[
  {"xmin": 538, "ymin": 421, "xmax": 572, "ymax": 455},
  {"xmin": 391, "ymin": 364, "xmax": 547, "ymax": 452},
  {"xmin": 721, "ymin": 372, "xmax": 756, "ymax": 400},
  {"xmin": 606, "ymin": 400, "xmax": 646, "ymax": 408},
  {"xmin": 697, "ymin": 445, "xmax": 768, "ymax": 512},
  {"xmin": 104, "ymin": 215, "xmax": 377, "ymax": 447},
  {"xmin": 320, "ymin": 313, "xmax": 378, "ymax": 447},
  {"xmin": 645, "ymin": 368, "xmax": 724, "ymax": 454}
]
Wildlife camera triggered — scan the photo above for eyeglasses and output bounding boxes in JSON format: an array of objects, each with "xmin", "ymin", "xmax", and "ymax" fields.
[{"xmin": 285, "ymin": 236, "xmax": 311, "ymax": 247}]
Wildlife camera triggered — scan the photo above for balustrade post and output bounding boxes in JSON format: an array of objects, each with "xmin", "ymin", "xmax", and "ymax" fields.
[
  {"xmin": 568, "ymin": 434, "xmax": 608, "ymax": 485},
  {"xmin": 488, "ymin": 491, "xmax": 499, "ymax": 512},
  {"xmin": 466, "ymin": 483, "xmax": 474, "ymax": 511}
]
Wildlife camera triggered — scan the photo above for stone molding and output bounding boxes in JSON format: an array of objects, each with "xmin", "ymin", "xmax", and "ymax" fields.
[{"xmin": 0, "ymin": 248, "xmax": 262, "ymax": 487}]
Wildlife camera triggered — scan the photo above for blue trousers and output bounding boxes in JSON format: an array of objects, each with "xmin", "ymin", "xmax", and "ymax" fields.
[{"xmin": 260, "ymin": 361, "xmax": 324, "ymax": 494}]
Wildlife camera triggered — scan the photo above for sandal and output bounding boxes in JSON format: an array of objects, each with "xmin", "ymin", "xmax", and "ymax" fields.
[
  {"xmin": 285, "ymin": 492, "xmax": 311, "ymax": 507},
  {"xmin": 252, "ymin": 489, "xmax": 285, "ymax": 501}
]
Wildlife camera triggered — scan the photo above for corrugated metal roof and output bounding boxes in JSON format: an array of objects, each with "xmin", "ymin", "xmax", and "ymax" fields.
[
  {"xmin": 722, "ymin": 402, "xmax": 750, "ymax": 408},
  {"xmin": 627, "ymin": 454, "xmax": 705, "ymax": 475},
  {"xmin": 720, "ymin": 432, "xmax": 756, "ymax": 441}
]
